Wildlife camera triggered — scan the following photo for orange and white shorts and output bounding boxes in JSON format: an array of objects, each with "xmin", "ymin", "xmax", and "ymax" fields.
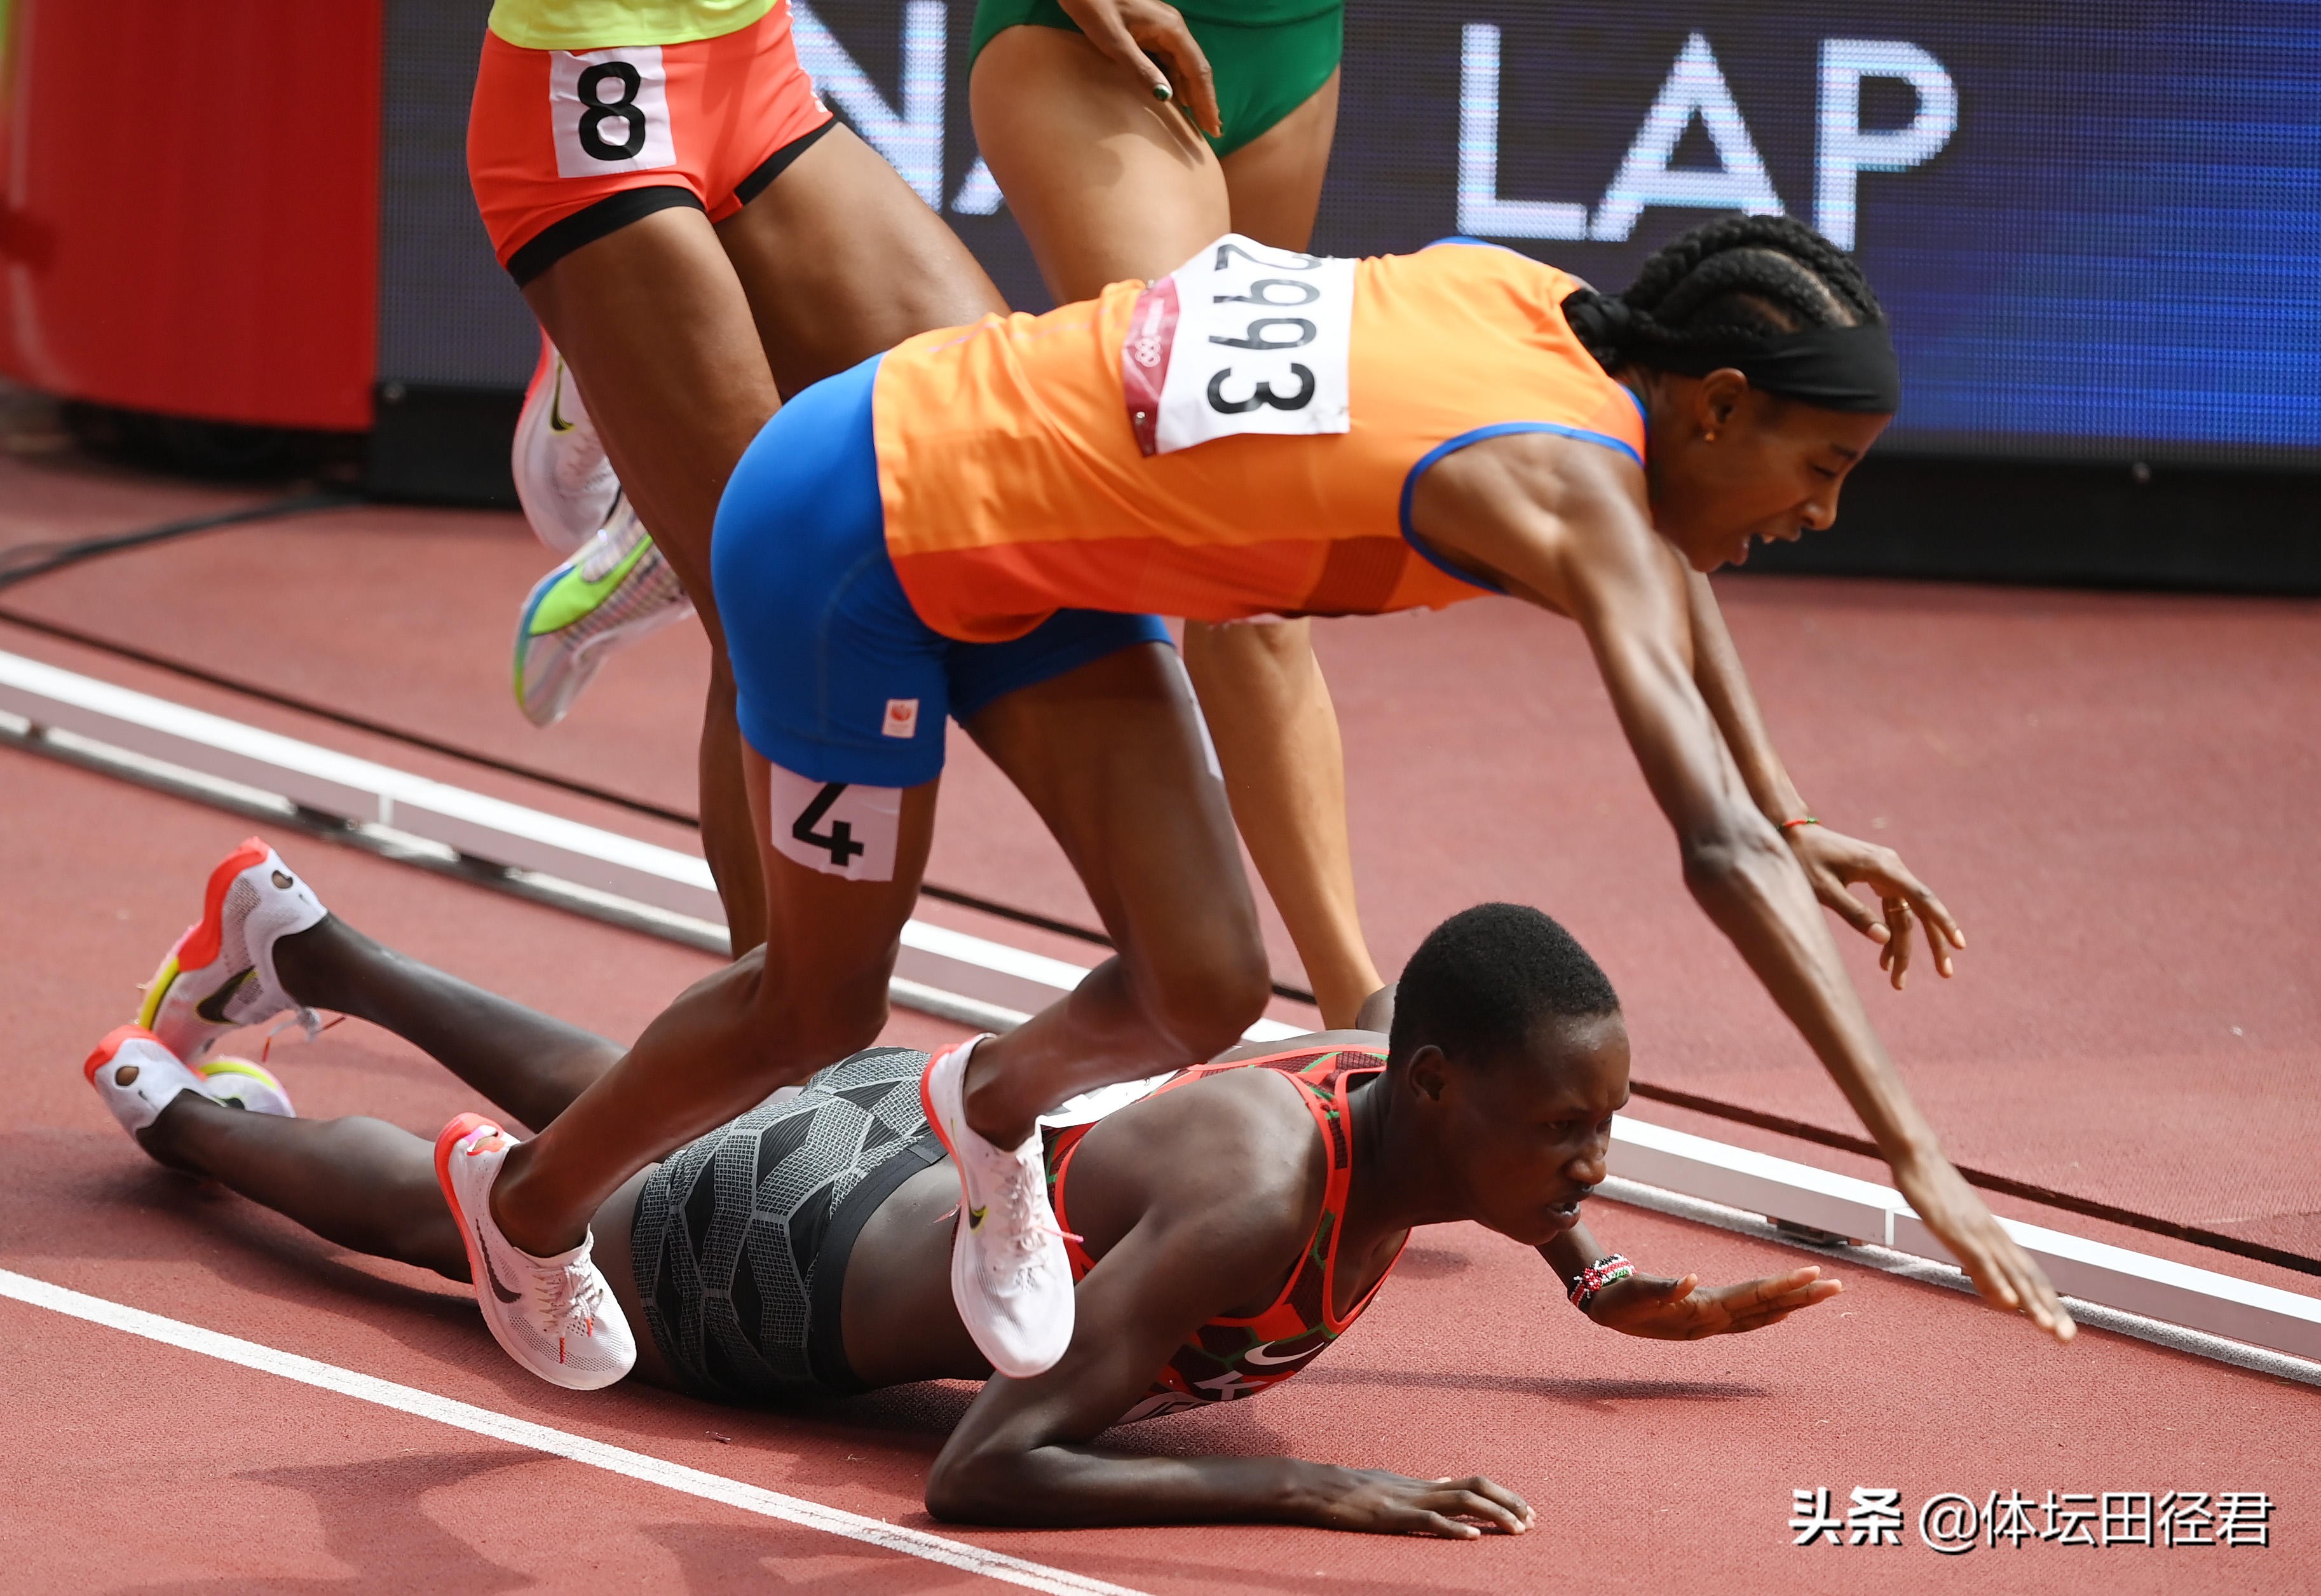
[{"xmin": 467, "ymin": 3, "xmax": 834, "ymax": 285}]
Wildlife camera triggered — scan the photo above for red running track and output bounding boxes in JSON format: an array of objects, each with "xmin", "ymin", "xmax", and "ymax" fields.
[{"xmin": 1, "ymin": 441, "xmax": 2316, "ymax": 1588}]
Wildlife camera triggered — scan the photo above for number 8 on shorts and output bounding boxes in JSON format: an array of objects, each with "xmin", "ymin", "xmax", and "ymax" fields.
[{"xmin": 550, "ymin": 47, "xmax": 677, "ymax": 178}]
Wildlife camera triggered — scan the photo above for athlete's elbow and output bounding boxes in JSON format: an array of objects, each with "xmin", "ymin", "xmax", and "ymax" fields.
[{"xmin": 925, "ymin": 1436, "xmax": 1034, "ymax": 1525}]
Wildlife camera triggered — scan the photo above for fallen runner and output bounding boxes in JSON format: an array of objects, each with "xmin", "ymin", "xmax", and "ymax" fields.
[{"xmin": 107, "ymin": 847, "xmax": 1832, "ymax": 1532}]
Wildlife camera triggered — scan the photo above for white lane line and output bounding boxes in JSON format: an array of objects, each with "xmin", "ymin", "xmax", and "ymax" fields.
[
  {"xmin": 0, "ymin": 1267, "xmax": 1145, "ymax": 1595},
  {"xmin": 0, "ymin": 649, "xmax": 1305, "ymax": 1044}
]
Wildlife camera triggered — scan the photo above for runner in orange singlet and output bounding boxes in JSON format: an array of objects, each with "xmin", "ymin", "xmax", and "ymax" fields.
[
  {"xmin": 471, "ymin": 216, "xmax": 2069, "ymax": 1396},
  {"xmin": 969, "ymin": 0, "xmax": 1382, "ymax": 1032}
]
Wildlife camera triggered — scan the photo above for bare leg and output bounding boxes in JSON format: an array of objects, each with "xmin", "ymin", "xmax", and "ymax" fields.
[
  {"xmin": 1179, "ymin": 619, "xmax": 1380, "ymax": 1023},
  {"xmin": 958, "ymin": 644, "xmax": 1270, "ymax": 1146},
  {"xmin": 490, "ymin": 641, "xmax": 1267, "ymax": 1248},
  {"xmin": 487, "ymin": 788, "xmax": 939, "ymax": 1255},
  {"xmin": 974, "ymin": 41, "xmax": 1382, "ymax": 1021},
  {"xmin": 271, "ymin": 916, "xmax": 620, "ymax": 1135},
  {"xmin": 139, "ymin": 918, "xmax": 672, "ymax": 1372},
  {"xmin": 521, "ymin": 129, "xmax": 1005, "ymax": 955},
  {"xmin": 522, "ymin": 209, "xmax": 780, "ymax": 950},
  {"xmin": 140, "ymin": 1097, "xmax": 468, "ymax": 1279},
  {"xmin": 712, "ymin": 125, "xmax": 1006, "ymax": 397}
]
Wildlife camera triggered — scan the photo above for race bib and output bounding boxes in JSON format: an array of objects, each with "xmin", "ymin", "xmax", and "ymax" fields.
[
  {"xmin": 550, "ymin": 47, "xmax": 677, "ymax": 178},
  {"xmin": 766, "ymin": 763, "xmax": 902, "ymax": 883},
  {"xmin": 1122, "ymin": 235, "xmax": 1356, "ymax": 457}
]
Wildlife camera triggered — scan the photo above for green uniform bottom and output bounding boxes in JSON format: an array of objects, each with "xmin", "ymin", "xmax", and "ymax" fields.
[{"xmin": 969, "ymin": 0, "xmax": 1343, "ymax": 159}]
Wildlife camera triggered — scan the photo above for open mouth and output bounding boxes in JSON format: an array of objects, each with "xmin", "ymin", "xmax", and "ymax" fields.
[{"xmin": 1545, "ymin": 1189, "xmax": 1593, "ymax": 1228}]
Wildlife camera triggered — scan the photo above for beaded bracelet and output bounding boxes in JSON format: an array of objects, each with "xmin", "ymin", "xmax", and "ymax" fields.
[{"xmin": 1567, "ymin": 1255, "xmax": 1635, "ymax": 1313}]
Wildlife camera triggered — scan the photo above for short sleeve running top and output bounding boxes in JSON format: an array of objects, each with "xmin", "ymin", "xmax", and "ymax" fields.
[
  {"xmin": 872, "ymin": 242, "xmax": 1648, "ymax": 643},
  {"xmin": 487, "ymin": 0, "xmax": 777, "ymax": 49},
  {"xmin": 1043, "ymin": 1044, "xmax": 1403, "ymax": 1424}
]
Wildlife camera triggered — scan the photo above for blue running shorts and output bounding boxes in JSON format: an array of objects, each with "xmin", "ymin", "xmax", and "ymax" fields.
[{"xmin": 711, "ymin": 353, "xmax": 1171, "ymax": 788}]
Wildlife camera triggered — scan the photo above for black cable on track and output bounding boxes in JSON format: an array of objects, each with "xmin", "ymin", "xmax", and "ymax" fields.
[
  {"xmin": 0, "ymin": 492, "xmax": 358, "ymax": 591},
  {"xmin": 10, "ymin": 507, "xmax": 2312, "ymax": 1278}
]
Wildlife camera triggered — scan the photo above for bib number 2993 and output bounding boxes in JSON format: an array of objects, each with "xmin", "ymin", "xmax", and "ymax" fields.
[
  {"xmin": 1123, "ymin": 235, "xmax": 1356, "ymax": 456},
  {"xmin": 550, "ymin": 46, "xmax": 677, "ymax": 178}
]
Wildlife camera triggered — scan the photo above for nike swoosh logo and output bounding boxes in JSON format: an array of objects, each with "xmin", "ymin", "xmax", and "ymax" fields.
[
  {"xmin": 547, "ymin": 362, "xmax": 576, "ymax": 433},
  {"xmin": 194, "ymin": 968, "xmax": 255, "ymax": 1025},
  {"xmin": 967, "ymin": 1206, "xmax": 987, "ymax": 1231},
  {"xmin": 1241, "ymin": 1341, "xmax": 1323, "ymax": 1368},
  {"xmin": 477, "ymin": 1228, "xmax": 525, "ymax": 1304}
]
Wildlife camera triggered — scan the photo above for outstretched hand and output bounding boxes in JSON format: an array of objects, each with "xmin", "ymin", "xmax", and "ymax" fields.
[
  {"xmin": 1585, "ymin": 1264, "xmax": 1840, "ymax": 1340},
  {"xmin": 1895, "ymin": 1156, "xmax": 2076, "ymax": 1342},
  {"xmin": 1304, "ymin": 1466, "xmax": 1535, "ymax": 1539},
  {"xmin": 1785, "ymin": 823, "xmax": 1965, "ymax": 989},
  {"xmin": 1054, "ymin": 0, "xmax": 1223, "ymax": 138}
]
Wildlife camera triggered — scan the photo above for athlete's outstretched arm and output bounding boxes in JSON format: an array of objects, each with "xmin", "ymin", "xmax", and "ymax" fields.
[
  {"xmin": 926, "ymin": 1153, "xmax": 1530, "ymax": 1536},
  {"xmin": 1683, "ymin": 571, "xmax": 1966, "ymax": 988},
  {"xmin": 1536, "ymin": 1218, "xmax": 1840, "ymax": 1340},
  {"xmin": 1412, "ymin": 437, "xmax": 2070, "ymax": 1342}
]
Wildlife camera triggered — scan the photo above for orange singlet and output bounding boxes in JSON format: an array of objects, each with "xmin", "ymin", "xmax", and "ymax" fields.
[{"xmin": 871, "ymin": 239, "xmax": 1648, "ymax": 643}]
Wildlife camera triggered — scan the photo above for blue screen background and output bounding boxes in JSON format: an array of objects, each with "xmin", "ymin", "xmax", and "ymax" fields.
[{"xmin": 820, "ymin": 0, "xmax": 2321, "ymax": 464}]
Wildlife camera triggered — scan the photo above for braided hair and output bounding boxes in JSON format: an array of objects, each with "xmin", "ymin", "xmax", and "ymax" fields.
[{"xmin": 1563, "ymin": 215, "xmax": 1886, "ymax": 379}]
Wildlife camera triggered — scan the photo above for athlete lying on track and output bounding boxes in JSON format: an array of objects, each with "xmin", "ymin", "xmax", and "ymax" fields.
[{"xmin": 98, "ymin": 851, "xmax": 1832, "ymax": 1535}]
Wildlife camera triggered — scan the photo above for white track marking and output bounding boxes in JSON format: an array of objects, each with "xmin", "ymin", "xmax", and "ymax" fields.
[
  {"xmin": 0, "ymin": 649, "xmax": 1303, "ymax": 1043},
  {"xmin": 0, "ymin": 1267, "xmax": 1145, "ymax": 1595},
  {"xmin": 1610, "ymin": 1119, "xmax": 2321, "ymax": 1360},
  {"xmin": 1600, "ymin": 1177, "xmax": 2321, "ymax": 1389}
]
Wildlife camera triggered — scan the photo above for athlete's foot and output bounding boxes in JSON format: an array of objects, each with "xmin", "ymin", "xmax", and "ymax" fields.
[
  {"xmin": 435, "ymin": 1114, "xmax": 634, "ymax": 1390},
  {"xmin": 512, "ymin": 496, "xmax": 694, "ymax": 729},
  {"xmin": 920, "ymin": 1038, "xmax": 1075, "ymax": 1379},
  {"xmin": 512, "ymin": 331, "xmax": 619, "ymax": 557},
  {"xmin": 141, "ymin": 838, "xmax": 327, "ymax": 1063},
  {"xmin": 85, "ymin": 1027, "xmax": 296, "ymax": 1171}
]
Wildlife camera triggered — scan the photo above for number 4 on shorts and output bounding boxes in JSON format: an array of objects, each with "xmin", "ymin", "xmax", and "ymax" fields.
[
  {"xmin": 791, "ymin": 782, "xmax": 865, "ymax": 867},
  {"xmin": 765, "ymin": 764, "xmax": 903, "ymax": 882}
]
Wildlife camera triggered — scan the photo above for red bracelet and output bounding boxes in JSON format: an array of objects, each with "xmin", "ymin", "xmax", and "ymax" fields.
[
  {"xmin": 1568, "ymin": 1255, "xmax": 1635, "ymax": 1313},
  {"xmin": 1780, "ymin": 815, "xmax": 1821, "ymax": 831}
]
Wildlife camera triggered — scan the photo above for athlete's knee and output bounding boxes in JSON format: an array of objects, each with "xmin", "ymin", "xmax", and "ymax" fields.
[
  {"xmin": 1133, "ymin": 927, "xmax": 1272, "ymax": 1058},
  {"xmin": 748, "ymin": 951, "xmax": 892, "ymax": 1067}
]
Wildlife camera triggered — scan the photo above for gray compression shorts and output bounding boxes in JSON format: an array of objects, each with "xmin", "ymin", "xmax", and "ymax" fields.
[{"xmin": 628, "ymin": 1046, "xmax": 945, "ymax": 1403}]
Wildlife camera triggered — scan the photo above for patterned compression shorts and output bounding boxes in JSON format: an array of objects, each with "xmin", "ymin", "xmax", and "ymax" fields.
[{"xmin": 628, "ymin": 1046, "xmax": 946, "ymax": 1402}]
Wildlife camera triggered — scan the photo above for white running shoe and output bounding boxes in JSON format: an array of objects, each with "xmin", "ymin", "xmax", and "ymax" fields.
[
  {"xmin": 512, "ymin": 331, "xmax": 619, "ymax": 557},
  {"xmin": 434, "ymin": 1113, "xmax": 636, "ymax": 1391},
  {"xmin": 83, "ymin": 1028, "xmax": 294, "ymax": 1143},
  {"xmin": 919, "ymin": 1037, "xmax": 1075, "ymax": 1379},
  {"xmin": 512, "ymin": 495, "xmax": 694, "ymax": 729},
  {"xmin": 194, "ymin": 1056, "xmax": 296, "ymax": 1117},
  {"xmin": 140, "ymin": 837, "xmax": 326, "ymax": 1064},
  {"xmin": 85, "ymin": 1026, "xmax": 215, "ymax": 1136}
]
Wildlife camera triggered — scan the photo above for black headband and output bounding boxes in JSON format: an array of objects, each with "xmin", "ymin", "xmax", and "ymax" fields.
[{"xmin": 1564, "ymin": 291, "xmax": 1901, "ymax": 414}]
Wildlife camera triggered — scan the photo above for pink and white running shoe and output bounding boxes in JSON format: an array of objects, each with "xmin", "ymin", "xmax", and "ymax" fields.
[
  {"xmin": 512, "ymin": 331, "xmax": 620, "ymax": 557},
  {"xmin": 920, "ymin": 1037, "xmax": 1075, "ymax": 1379},
  {"xmin": 139, "ymin": 838, "xmax": 325, "ymax": 1064},
  {"xmin": 435, "ymin": 1113, "xmax": 636, "ymax": 1391},
  {"xmin": 84, "ymin": 1026, "xmax": 294, "ymax": 1142}
]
